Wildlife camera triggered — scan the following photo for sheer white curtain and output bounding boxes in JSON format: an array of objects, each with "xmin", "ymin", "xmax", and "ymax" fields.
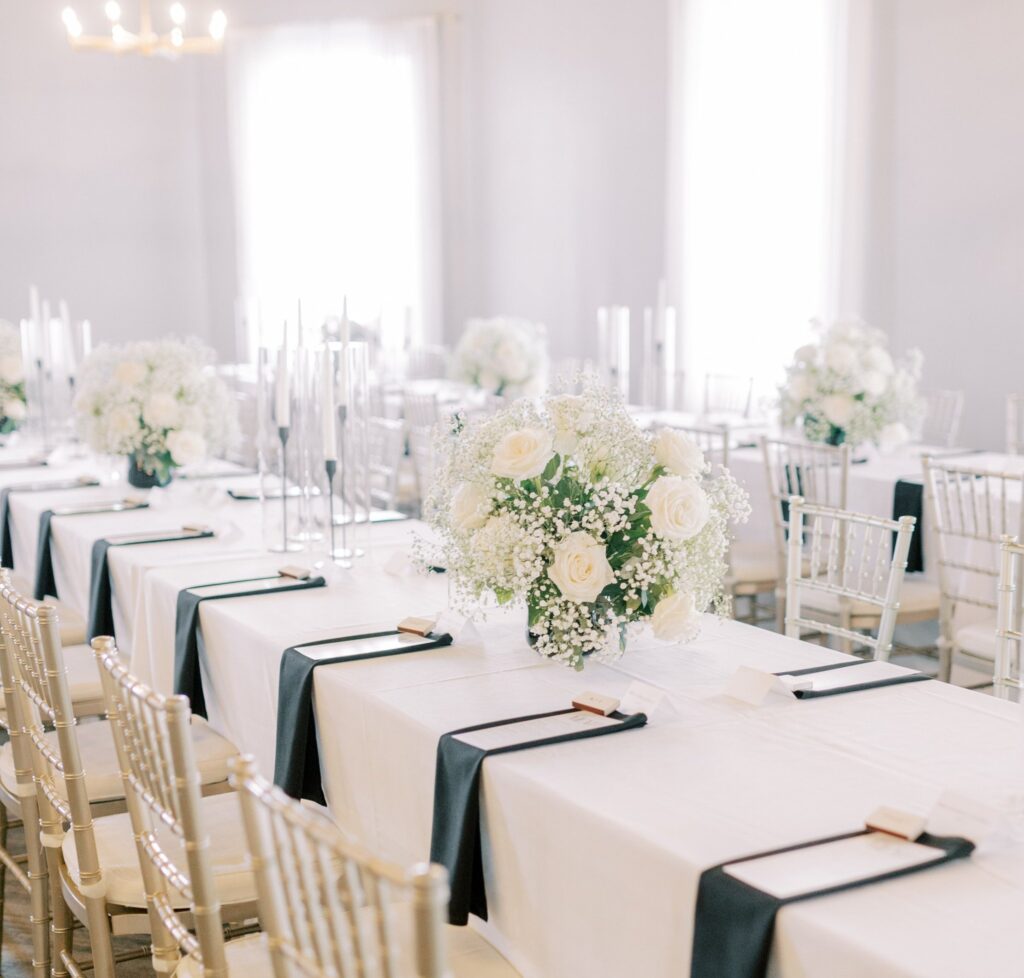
[
  {"xmin": 227, "ymin": 17, "xmax": 442, "ymax": 349},
  {"xmin": 665, "ymin": 0, "xmax": 864, "ymax": 407}
]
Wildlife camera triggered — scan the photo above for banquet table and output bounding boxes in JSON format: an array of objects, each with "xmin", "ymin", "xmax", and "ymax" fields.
[{"xmin": 3, "ymin": 446, "xmax": 1024, "ymax": 977}]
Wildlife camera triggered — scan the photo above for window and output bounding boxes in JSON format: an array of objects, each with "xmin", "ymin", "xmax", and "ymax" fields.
[{"xmin": 227, "ymin": 18, "xmax": 441, "ymax": 353}]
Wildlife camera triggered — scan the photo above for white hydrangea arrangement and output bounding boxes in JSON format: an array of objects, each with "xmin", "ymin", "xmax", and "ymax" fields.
[
  {"xmin": 420, "ymin": 381, "xmax": 749, "ymax": 669},
  {"xmin": 74, "ymin": 338, "xmax": 237, "ymax": 482},
  {"xmin": 0, "ymin": 321, "xmax": 26, "ymax": 434},
  {"xmin": 780, "ymin": 319, "xmax": 924, "ymax": 449},
  {"xmin": 450, "ymin": 317, "xmax": 548, "ymax": 399}
]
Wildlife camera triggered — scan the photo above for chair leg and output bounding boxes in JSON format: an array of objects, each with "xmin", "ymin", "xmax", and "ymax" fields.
[
  {"xmin": 44, "ymin": 846, "xmax": 70, "ymax": 978},
  {"xmin": 774, "ymin": 588, "xmax": 785, "ymax": 633},
  {"xmin": 0, "ymin": 804, "xmax": 8, "ymax": 960},
  {"xmin": 937, "ymin": 640, "xmax": 953, "ymax": 683},
  {"xmin": 20, "ymin": 796, "xmax": 51, "ymax": 978}
]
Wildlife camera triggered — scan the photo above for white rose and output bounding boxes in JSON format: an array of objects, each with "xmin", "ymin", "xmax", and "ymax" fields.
[
  {"xmin": 114, "ymin": 360, "xmax": 147, "ymax": 387},
  {"xmin": 651, "ymin": 591, "xmax": 702, "ymax": 643},
  {"xmin": 860, "ymin": 370, "xmax": 887, "ymax": 398},
  {"xmin": 822, "ymin": 393, "xmax": 855, "ymax": 428},
  {"xmin": 824, "ymin": 342, "xmax": 858, "ymax": 375},
  {"xmin": 0, "ymin": 355, "xmax": 24, "ymax": 384},
  {"xmin": 166, "ymin": 429, "xmax": 207, "ymax": 467},
  {"xmin": 878, "ymin": 422, "xmax": 910, "ymax": 454},
  {"xmin": 862, "ymin": 346, "xmax": 893, "ymax": 375},
  {"xmin": 548, "ymin": 394, "xmax": 593, "ymax": 455},
  {"xmin": 450, "ymin": 483, "xmax": 490, "ymax": 531},
  {"xmin": 654, "ymin": 428, "xmax": 705, "ymax": 478},
  {"xmin": 2, "ymin": 399, "xmax": 26, "ymax": 421},
  {"xmin": 108, "ymin": 404, "xmax": 140, "ymax": 440},
  {"xmin": 494, "ymin": 337, "xmax": 529, "ymax": 384},
  {"xmin": 491, "ymin": 427, "xmax": 554, "ymax": 480},
  {"xmin": 142, "ymin": 391, "xmax": 181, "ymax": 430},
  {"xmin": 788, "ymin": 372, "xmax": 815, "ymax": 403},
  {"xmin": 547, "ymin": 531, "xmax": 616, "ymax": 603},
  {"xmin": 646, "ymin": 476, "xmax": 711, "ymax": 542},
  {"xmin": 793, "ymin": 344, "xmax": 818, "ymax": 365}
]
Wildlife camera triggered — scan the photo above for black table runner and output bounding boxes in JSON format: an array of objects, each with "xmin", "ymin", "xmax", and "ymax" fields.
[
  {"xmin": 430, "ymin": 708, "xmax": 647, "ymax": 925},
  {"xmin": 275, "ymin": 629, "xmax": 453, "ymax": 805},
  {"xmin": 0, "ymin": 478, "xmax": 99, "ymax": 569},
  {"xmin": 691, "ymin": 829, "xmax": 973, "ymax": 978},
  {"xmin": 173, "ymin": 574, "xmax": 326, "ymax": 717},
  {"xmin": 776, "ymin": 660, "xmax": 930, "ymax": 698},
  {"xmin": 86, "ymin": 528, "xmax": 215, "ymax": 641}
]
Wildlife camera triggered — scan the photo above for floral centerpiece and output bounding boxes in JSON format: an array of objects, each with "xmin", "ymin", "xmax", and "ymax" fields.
[
  {"xmin": 0, "ymin": 321, "xmax": 26, "ymax": 435},
  {"xmin": 74, "ymin": 338, "xmax": 237, "ymax": 487},
  {"xmin": 421, "ymin": 382, "xmax": 749, "ymax": 669},
  {"xmin": 450, "ymin": 317, "xmax": 548, "ymax": 399},
  {"xmin": 779, "ymin": 319, "xmax": 924, "ymax": 449}
]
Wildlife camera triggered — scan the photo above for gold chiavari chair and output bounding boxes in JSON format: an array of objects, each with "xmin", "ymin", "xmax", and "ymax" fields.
[
  {"xmin": 231, "ymin": 754, "xmax": 521, "ymax": 978},
  {"xmin": 784, "ymin": 497, "xmax": 917, "ymax": 660},
  {"xmin": 995, "ymin": 535, "xmax": 1024, "ymax": 699},
  {"xmin": 0, "ymin": 575, "xmax": 242, "ymax": 978},
  {"xmin": 923, "ymin": 457, "xmax": 1024, "ymax": 683},
  {"xmin": 92, "ymin": 638, "xmax": 260, "ymax": 978}
]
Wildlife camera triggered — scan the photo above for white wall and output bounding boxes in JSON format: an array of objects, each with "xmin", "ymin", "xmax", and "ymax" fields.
[
  {"xmin": 0, "ymin": 0, "xmax": 209, "ymax": 346},
  {"xmin": 863, "ymin": 0, "xmax": 1024, "ymax": 448}
]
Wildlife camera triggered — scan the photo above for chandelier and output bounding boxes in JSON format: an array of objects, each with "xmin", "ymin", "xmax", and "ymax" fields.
[{"xmin": 61, "ymin": 1, "xmax": 226, "ymax": 56}]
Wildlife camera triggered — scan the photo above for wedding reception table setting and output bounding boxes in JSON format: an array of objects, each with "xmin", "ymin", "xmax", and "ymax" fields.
[{"xmin": 0, "ymin": 290, "xmax": 1023, "ymax": 978}]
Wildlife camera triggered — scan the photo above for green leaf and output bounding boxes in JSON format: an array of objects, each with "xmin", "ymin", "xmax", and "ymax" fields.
[
  {"xmin": 494, "ymin": 587, "xmax": 515, "ymax": 605},
  {"xmin": 541, "ymin": 453, "xmax": 561, "ymax": 482}
]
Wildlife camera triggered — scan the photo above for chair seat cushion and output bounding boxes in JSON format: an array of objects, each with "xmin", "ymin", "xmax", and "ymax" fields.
[
  {"xmin": 9, "ymin": 574, "xmax": 87, "ymax": 647},
  {"xmin": 954, "ymin": 618, "xmax": 998, "ymax": 662},
  {"xmin": 0, "ymin": 716, "xmax": 236, "ymax": 804},
  {"xmin": 803, "ymin": 578, "xmax": 940, "ymax": 619},
  {"xmin": 172, "ymin": 922, "xmax": 522, "ymax": 977},
  {"xmin": 64, "ymin": 791, "xmax": 254, "ymax": 910}
]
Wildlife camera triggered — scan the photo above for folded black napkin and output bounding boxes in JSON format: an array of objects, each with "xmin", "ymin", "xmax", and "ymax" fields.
[
  {"xmin": 173, "ymin": 574, "xmax": 326, "ymax": 718},
  {"xmin": 0, "ymin": 478, "xmax": 99, "ymax": 569},
  {"xmin": 431, "ymin": 708, "xmax": 647, "ymax": 925},
  {"xmin": 275, "ymin": 629, "xmax": 454, "ymax": 805},
  {"xmin": 32, "ymin": 500, "xmax": 149, "ymax": 601},
  {"xmin": 892, "ymin": 479, "xmax": 924, "ymax": 573},
  {"xmin": 690, "ymin": 829, "xmax": 973, "ymax": 978},
  {"xmin": 775, "ymin": 660, "xmax": 930, "ymax": 698},
  {"xmin": 86, "ymin": 528, "xmax": 215, "ymax": 642}
]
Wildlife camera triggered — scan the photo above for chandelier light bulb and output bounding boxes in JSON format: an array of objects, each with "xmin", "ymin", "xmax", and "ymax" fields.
[
  {"xmin": 61, "ymin": 6, "xmax": 83, "ymax": 36},
  {"xmin": 104, "ymin": 1, "xmax": 122, "ymax": 22},
  {"xmin": 169, "ymin": 2, "xmax": 186, "ymax": 26},
  {"xmin": 209, "ymin": 9, "xmax": 226, "ymax": 41}
]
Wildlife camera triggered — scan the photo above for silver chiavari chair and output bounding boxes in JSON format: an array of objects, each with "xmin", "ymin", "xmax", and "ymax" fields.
[
  {"xmin": 92, "ymin": 638, "xmax": 259, "ymax": 978},
  {"xmin": 785, "ymin": 497, "xmax": 916, "ymax": 660},
  {"xmin": 762, "ymin": 437, "xmax": 851, "ymax": 631},
  {"xmin": 231, "ymin": 755, "xmax": 521, "ymax": 978},
  {"xmin": 995, "ymin": 536, "xmax": 1024, "ymax": 699},
  {"xmin": 405, "ymin": 392, "xmax": 441, "ymax": 516},
  {"xmin": 923, "ymin": 457, "xmax": 1024, "ymax": 683},
  {"xmin": 920, "ymin": 390, "xmax": 965, "ymax": 449},
  {"xmin": 1006, "ymin": 394, "xmax": 1024, "ymax": 455},
  {"xmin": 703, "ymin": 373, "xmax": 753, "ymax": 419},
  {"xmin": 0, "ymin": 575, "xmax": 241, "ymax": 978},
  {"xmin": 368, "ymin": 418, "xmax": 407, "ymax": 513},
  {"xmin": 406, "ymin": 345, "xmax": 448, "ymax": 381}
]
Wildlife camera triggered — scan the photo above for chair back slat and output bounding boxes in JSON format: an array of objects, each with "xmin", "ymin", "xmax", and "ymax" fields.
[
  {"xmin": 920, "ymin": 390, "xmax": 965, "ymax": 449},
  {"xmin": 703, "ymin": 373, "xmax": 753, "ymax": 418},
  {"xmin": 233, "ymin": 756, "xmax": 451, "ymax": 978},
  {"xmin": 996, "ymin": 536, "xmax": 1024, "ymax": 697},
  {"xmin": 785, "ymin": 497, "xmax": 915, "ymax": 659},
  {"xmin": 92, "ymin": 638, "xmax": 228, "ymax": 976}
]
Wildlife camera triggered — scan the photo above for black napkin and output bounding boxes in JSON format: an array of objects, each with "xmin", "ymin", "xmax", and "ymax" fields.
[
  {"xmin": 86, "ymin": 529, "xmax": 214, "ymax": 642},
  {"xmin": 1, "ymin": 478, "xmax": 99, "ymax": 569},
  {"xmin": 431, "ymin": 708, "xmax": 647, "ymax": 925},
  {"xmin": 32, "ymin": 501, "xmax": 149, "ymax": 601},
  {"xmin": 173, "ymin": 574, "xmax": 326, "ymax": 718},
  {"xmin": 892, "ymin": 479, "xmax": 924, "ymax": 573},
  {"xmin": 775, "ymin": 660, "xmax": 930, "ymax": 698},
  {"xmin": 275, "ymin": 630, "xmax": 453, "ymax": 804},
  {"xmin": 691, "ymin": 829, "xmax": 973, "ymax": 978}
]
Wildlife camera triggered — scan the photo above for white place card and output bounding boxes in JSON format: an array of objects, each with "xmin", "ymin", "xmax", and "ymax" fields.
[
  {"xmin": 455, "ymin": 710, "xmax": 620, "ymax": 752},
  {"xmin": 384, "ymin": 551, "xmax": 415, "ymax": 577},
  {"xmin": 928, "ymin": 790, "xmax": 1006, "ymax": 848},
  {"xmin": 725, "ymin": 666, "xmax": 811, "ymax": 706},
  {"xmin": 724, "ymin": 831, "xmax": 941, "ymax": 899},
  {"xmin": 619, "ymin": 681, "xmax": 668, "ymax": 718},
  {"xmin": 434, "ymin": 609, "xmax": 473, "ymax": 640}
]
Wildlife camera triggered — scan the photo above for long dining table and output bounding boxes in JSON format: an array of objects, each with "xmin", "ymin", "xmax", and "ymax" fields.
[{"xmin": 2, "ymin": 444, "xmax": 1024, "ymax": 978}]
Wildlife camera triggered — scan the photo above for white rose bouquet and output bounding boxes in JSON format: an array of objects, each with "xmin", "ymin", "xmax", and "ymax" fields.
[
  {"xmin": 450, "ymin": 317, "xmax": 548, "ymax": 399},
  {"xmin": 74, "ymin": 338, "xmax": 237, "ymax": 485},
  {"xmin": 0, "ymin": 320, "xmax": 27, "ymax": 434},
  {"xmin": 421, "ymin": 381, "xmax": 749, "ymax": 669},
  {"xmin": 780, "ymin": 319, "xmax": 924, "ymax": 449}
]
